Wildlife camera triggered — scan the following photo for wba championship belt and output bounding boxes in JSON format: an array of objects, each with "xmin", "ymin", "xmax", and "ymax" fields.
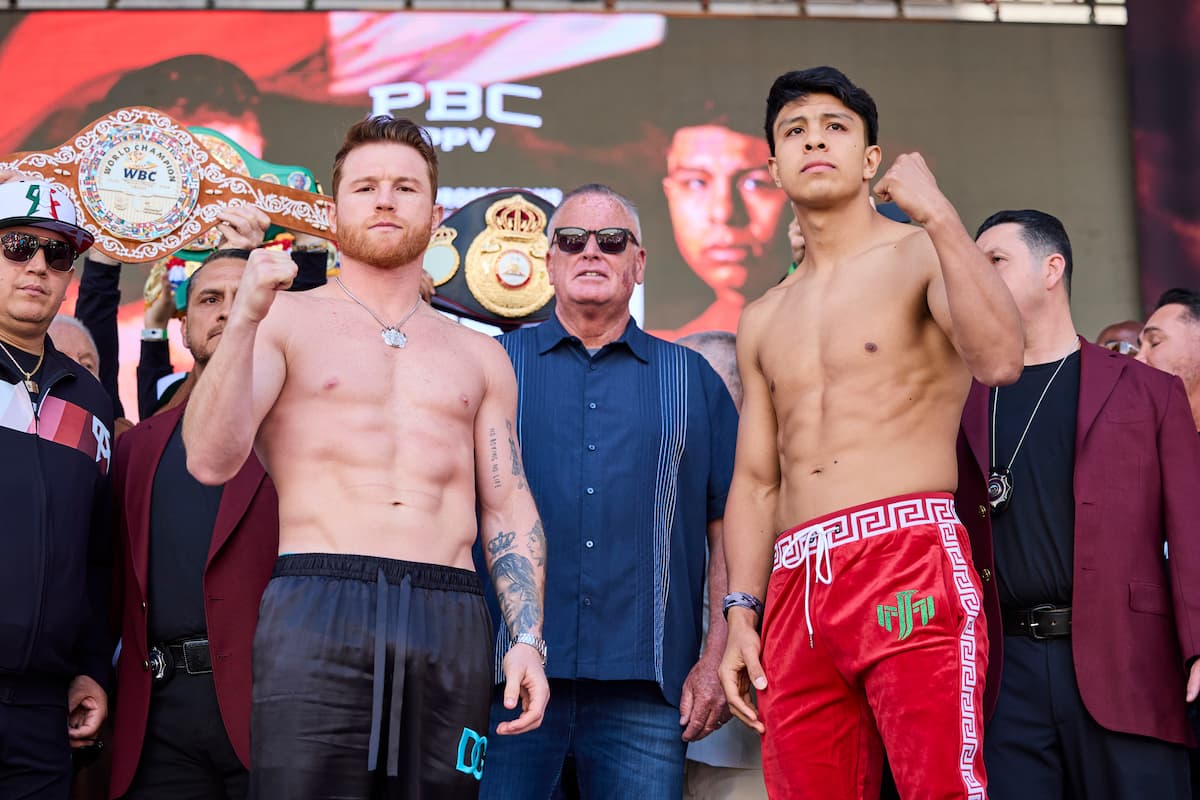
[
  {"xmin": 427, "ymin": 189, "xmax": 557, "ymax": 328},
  {"xmin": 0, "ymin": 106, "xmax": 333, "ymax": 263}
]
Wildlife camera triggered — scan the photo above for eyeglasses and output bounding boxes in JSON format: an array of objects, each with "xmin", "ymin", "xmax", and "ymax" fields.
[
  {"xmin": 1102, "ymin": 340, "xmax": 1139, "ymax": 356},
  {"xmin": 552, "ymin": 227, "xmax": 639, "ymax": 255},
  {"xmin": 1, "ymin": 231, "xmax": 76, "ymax": 272}
]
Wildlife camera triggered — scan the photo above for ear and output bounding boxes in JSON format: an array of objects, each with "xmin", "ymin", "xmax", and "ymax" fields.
[
  {"xmin": 430, "ymin": 203, "xmax": 443, "ymax": 231},
  {"xmin": 863, "ymin": 144, "xmax": 883, "ymax": 180},
  {"xmin": 1043, "ymin": 252, "xmax": 1067, "ymax": 292},
  {"xmin": 633, "ymin": 246, "xmax": 647, "ymax": 287},
  {"xmin": 768, "ymin": 156, "xmax": 782, "ymax": 189},
  {"xmin": 180, "ymin": 316, "xmax": 192, "ymax": 354},
  {"xmin": 328, "ymin": 199, "xmax": 338, "ymax": 237}
]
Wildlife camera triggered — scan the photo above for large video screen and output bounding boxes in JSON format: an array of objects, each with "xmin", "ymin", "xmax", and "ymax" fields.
[{"xmin": 0, "ymin": 11, "xmax": 1131, "ymax": 416}]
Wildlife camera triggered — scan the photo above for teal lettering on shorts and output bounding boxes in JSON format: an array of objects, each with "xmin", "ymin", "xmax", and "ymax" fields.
[{"xmin": 456, "ymin": 727, "xmax": 487, "ymax": 780}]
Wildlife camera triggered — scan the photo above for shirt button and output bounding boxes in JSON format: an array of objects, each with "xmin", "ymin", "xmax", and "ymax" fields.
[
  {"xmin": 588, "ymin": 402, "xmax": 597, "ymax": 410},
  {"xmin": 981, "ymin": 568, "xmax": 993, "ymax": 582},
  {"xmin": 589, "ymin": 363, "xmax": 598, "ymax": 371},
  {"xmin": 977, "ymin": 504, "xmax": 987, "ymax": 518},
  {"xmin": 587, "ymin": 444, "xmax": 596, "ymax": 452},
  {"xmin": 583, "ymin": 597, "xmax": 592, "ymax": 607},
  {"xmin": 586, "ymin": 540, "xmax": 594, "ymax": 548},
  {"xmin": 586, "ymin": 487, "xmax": 595, "ymax": 495},
  {"xmin": 141, "ymin": 601, "xmax": 147, "ymax": 612}
]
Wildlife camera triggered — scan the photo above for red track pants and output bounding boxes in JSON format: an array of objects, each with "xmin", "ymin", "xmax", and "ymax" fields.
[{"xmin": 759, "ymin": 492, "xmax": 988, "ymax": 800}]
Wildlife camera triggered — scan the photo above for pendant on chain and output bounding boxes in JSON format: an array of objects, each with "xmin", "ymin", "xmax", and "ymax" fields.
[{"xmin": 382, "ymin": 328, "xmax": 407, "ymax": 348}]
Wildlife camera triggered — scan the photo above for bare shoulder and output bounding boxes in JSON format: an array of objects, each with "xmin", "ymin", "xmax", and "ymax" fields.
[{"xmin": 426, "ymin": 311, "xmax": 513, "ymax": 377}]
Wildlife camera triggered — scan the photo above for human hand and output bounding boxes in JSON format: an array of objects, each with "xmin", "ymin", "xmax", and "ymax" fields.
[
  {"xmin": 787, "ymin": 215, "xmax": 806, "ymax": 266},
  {"xmin": 145, "ymin": 269, "xmax": 176, "ymax": 329},
  {"xmin": 718, "ymin": 610, "xmax": 767, "ymax": 734},
  {"xmin": 67, "ymin": 675, "xmax": 107, "ymax": 747},
  {"xmin": 214, "ymin": 204, "xmax": 272, "ymax": 250},
  {"xmin": 496, "ymin": 642, "xmax": 549, "ymax": 735},
  {"xmin": 1187, "ymin": 659, "xmax": 1200, "ymax": 702},
  {"xmin": 873, "ymin": 152, "xmax": 953, "ymax": 227},
  {"xmin": 232, "ymin": 247, "xmax": 297, "ymax": 324},
  {"xmin": 679, "ymin": 651, "xmax": 731, "ymax": 742}
]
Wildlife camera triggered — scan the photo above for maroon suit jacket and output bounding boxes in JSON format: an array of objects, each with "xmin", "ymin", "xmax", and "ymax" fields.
[
  {"xmin": 108, "ymin": 402, "xmax": 279, "ymax": 798},
  {"xmin": 956, "ymin": 338, "xmax": 1200, "ymax": 746}
]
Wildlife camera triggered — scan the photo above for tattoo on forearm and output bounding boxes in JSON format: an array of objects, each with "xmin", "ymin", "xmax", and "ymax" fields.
[
  {"xmin": 527, "ymin": 519, "xmax": 546, "ymax": 568},
  {"xmin": 488, "ymin": 529, "xmax": 516, "ymax": 555},
  {"xmin": 505, "ymin": 419, "xmax": 527, "ymax": 490},
  {"xmin": 488, "ymin": 427, "xmax": 501, "ymax": 489},
  {"xmin": 491, "ymin": 552, "xmax": 542, "ymax": 636}
]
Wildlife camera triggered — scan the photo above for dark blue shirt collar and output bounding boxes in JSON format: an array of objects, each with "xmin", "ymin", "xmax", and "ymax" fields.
[{"xmin": 535, "ymin": 312, "xmax": 650, "ymax": 363}]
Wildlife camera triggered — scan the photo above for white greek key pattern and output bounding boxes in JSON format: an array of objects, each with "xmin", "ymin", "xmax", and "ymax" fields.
[
  {"xmin": 773, "ymin": 495, "xmax": 959, "ymax": 572},
  {"xmin": 937, "ymin": 519, "xmax": 986, "ymax": 799}
]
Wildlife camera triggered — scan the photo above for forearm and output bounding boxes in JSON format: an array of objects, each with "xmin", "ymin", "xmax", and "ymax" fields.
[
  {"xmin": 481, "ymin": 506, "xmax": 546, "ymax": 638},
  {"xmin": 723, "ymin": 482, "xmax": 778, "ymax": 605},
  {"xmin": 703, "ymin": 519, "xmax": 729, "ymax": 657},
  {"xmin": 926, "ymin": 207, "xmax": 1023, "ymax": 383},
  {"xmin": 182, "ymin": 318, "xmax": 262, "ymax": 484},
  {"xmin": 76, "ymin": 257, "xmax": 125, "ymax": 417}
]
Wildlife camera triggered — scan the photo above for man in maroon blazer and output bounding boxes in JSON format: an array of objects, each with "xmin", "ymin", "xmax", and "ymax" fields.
[
  {"xmin": 958, "ymin": 209, "xmax": 1200, "ymax": 800},
  {"xmin": 109, "ymin": 247, "xmax": 279, "ymax": 800}
]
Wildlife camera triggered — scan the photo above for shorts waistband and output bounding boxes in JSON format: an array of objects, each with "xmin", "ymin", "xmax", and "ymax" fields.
[
  {"xmin": 272, "ymin": 552, "xmax": 483, "ymax": 595},
  {"xmin": 774, "ymin": 492, "xmax": 959, "ymax": 573}
]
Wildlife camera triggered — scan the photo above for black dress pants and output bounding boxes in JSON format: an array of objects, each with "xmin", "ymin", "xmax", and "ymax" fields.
[
  {"xmin": 121, "ymin": 671, "xmax": 247, "ymax": 800},
  {"xmin": 985, "ymin": 635, "xmax": 1190, "ymax": 800}
]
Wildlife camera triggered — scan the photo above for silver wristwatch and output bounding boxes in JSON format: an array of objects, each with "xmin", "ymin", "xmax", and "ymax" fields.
[{"xmin": 511, "ymin": 633, "xmax": 548, "ymax": 666}]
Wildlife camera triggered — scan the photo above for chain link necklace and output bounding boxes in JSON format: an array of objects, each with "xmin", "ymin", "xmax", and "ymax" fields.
[
  {"xmin": 988, "ymin": 351, "xmax": 1072, "ymax": 515},
  {"xmin": 334, "ymin": 276, "xmax": 422, "ymax": 348},
  {"xmin": 0, "ymin": 337, "xmax": 44, "ymax": 394}
]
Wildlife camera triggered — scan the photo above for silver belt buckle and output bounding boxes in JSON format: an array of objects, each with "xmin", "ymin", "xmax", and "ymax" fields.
[{"xmin": 147, "ymin": 645, "xmax": 171, "ymax": 682}]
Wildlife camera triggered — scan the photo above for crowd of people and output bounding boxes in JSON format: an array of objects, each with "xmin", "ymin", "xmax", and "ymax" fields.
[{"xmin": 1, "ymin": 64, "xmax": 1199, "ymax": 800}]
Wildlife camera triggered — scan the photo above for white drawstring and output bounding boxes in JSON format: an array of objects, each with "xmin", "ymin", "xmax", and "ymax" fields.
[{"xmin": 800, "ymin": 525, "xmax": 835, "ymax": 648}]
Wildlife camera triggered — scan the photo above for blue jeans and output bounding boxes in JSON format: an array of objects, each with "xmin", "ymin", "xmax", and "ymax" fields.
[{"xmin": 480, "ymin": 679, "xmax": 685, "ymax": 800}]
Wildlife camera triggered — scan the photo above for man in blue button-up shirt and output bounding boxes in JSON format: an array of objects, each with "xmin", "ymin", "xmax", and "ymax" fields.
[{"xmin": 477, "ymin": 184, "xmax": 739, "ymax": 799}]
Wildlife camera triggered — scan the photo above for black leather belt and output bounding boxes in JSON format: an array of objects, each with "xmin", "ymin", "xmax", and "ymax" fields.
[
  {"xmin": 1002, "ymin": 605, "xmax": 1071, "ymax": 639},
  {"xmin": 148, "ymin": 638, "xmax": 211, "ymax": 685}
]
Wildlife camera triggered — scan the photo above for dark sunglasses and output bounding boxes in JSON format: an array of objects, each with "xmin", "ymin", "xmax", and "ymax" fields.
[
  {"xmin": 1, "ymin": 231, "xmax": 76, "ymax": 272},
  {"xmin": 552, "ymin": 227, "xmax": 639, "ymax": 255}
]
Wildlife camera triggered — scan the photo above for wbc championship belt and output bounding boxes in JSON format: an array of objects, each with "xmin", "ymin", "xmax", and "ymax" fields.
[{"xmin": 0, "ymin": 106, "xmax": 333, "ymax": 263}]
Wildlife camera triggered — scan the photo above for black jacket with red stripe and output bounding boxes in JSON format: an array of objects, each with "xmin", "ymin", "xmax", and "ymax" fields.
[{"xmin": 0, "ymin": 336, "xmax": 114, "ymax": 705}]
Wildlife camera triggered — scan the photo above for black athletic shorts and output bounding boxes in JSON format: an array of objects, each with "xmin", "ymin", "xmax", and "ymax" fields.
[{"xmin": 249, "ymin": 553, "xmax": 493, "ymax": 800}]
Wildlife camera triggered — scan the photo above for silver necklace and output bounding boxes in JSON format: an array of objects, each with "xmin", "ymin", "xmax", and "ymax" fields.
[
  {"xmin": 334, "ymin": 276, "xmax": 421, "ymax": 348},
  {"xmin": 987, "ymin": 350, "xmax": 1072, "ymax": 515}
]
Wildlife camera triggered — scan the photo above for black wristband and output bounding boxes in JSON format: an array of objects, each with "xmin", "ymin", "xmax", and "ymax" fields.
[{"xmin": 722, "ymin": 591, "xmax": 764, "ymax": 624}]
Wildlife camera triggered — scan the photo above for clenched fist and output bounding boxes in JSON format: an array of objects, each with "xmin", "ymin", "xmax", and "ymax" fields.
[
  {"xmin": 232, "ymin": 247, "xmax": 297, "ymax": 324},
  {"xmin": 873, "ymin": 153, "xmax": 953, "ymax": 227}
]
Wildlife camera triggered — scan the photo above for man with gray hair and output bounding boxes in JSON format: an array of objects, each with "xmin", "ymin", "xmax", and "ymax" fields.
[
  {"xmin": 48, "ymin": 315, "xmax": 100, "ymax": 380},
  {"xmin": 479, "ymin": 184, "xmax": 739, "ymax": 799}
]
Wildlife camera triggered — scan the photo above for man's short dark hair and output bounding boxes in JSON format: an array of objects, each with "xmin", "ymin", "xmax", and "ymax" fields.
[
  {"xmin": 976, "ymin": 209, "xmax": 1074, "ymax": 297},
  {"xmin": 102, "ymin": 55, "xmax": 261, "ymax": 120},
  {"xmin": 764, "ymin": 67, "xmax": 879, "ymax": 155},
  {"xmin": 332, "ymin": 116, "xmax": 439, "ymax": 198},
  {"xmin": 185, "ymin": 248, "xmax": 251, "ymax": 306},
  {"xmin": 1155, "ymin": 288, "xmax": 1200, "ymax": 322}
]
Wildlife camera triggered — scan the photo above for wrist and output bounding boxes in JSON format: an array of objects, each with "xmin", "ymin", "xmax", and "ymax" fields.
[
  {"xmin": 509, "ymin": 633, "xmax": 547, "ymax": 666},
  {"xmin": 86, "ymin": 252, "xmax": 120, "ymax": 267},
  {"xmin": 140, "ymin": 327, "xmax": 168, "ymax": 342},
  {"xmin": 918, "ymin": 199, "xmax": 960, "ymax": 234}
]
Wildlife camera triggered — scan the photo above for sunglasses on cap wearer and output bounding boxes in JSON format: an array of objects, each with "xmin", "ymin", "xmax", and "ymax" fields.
[
  {"xmin": 1102, "ymin": 340, "xmax": 1139, "ymax": 356},
  {"xmin": 551, "ymin": 227, "xmax": 639, "ymax": 255},
  {"xmin": 1, "ymin": 231, "xmax": 77, "ymax": 272}
]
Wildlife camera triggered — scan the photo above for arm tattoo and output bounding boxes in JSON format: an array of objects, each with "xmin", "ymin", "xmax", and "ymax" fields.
[
  {"xmin": 488, "ymin": 427, "xmax": 501, "ymax": 489},
  {"xmin": 488, "ymin": 529, "xmax": 516, "ymax": 556},
  {"xmin": 527, "ymin": 519, "xmax": 546, "ymax": 568},
  {"xmin": 491, "ymin": 552, "xmax": 542, "ymax": 636},
  {"xmin": 505, "ymin": 419, "xmax": 527, "ymax": 490}
]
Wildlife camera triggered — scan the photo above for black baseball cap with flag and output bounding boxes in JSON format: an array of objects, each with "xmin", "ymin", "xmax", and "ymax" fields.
[{"xmin": 0, "ymin": 180, "xmax": 94, "ymax": 253}]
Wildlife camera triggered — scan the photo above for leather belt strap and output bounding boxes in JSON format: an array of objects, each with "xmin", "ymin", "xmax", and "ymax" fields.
[{"xmin": 1001, "ymin": 605, "xmax": 1071, "ymax": 639}]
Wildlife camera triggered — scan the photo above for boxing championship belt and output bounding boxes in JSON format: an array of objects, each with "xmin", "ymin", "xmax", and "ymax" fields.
[
  {"xmin": 0, "ymin": 106, "xmax": 333, "ymax": 263},
  {"xmin": 426, "ymin": 189, "xmax": 557, "ymax": 328}
]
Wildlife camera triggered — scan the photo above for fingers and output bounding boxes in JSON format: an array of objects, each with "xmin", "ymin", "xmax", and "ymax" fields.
[
  {"xmin": 677, "ymin": 683, "xmax": 695, "ymax": 728},
  {"xmin": 495, "ymin": 670, "xmax": 549, "ymax": 736},
  {"xmin": 216, "ymin": 204, "xmax": 272, "ymax": 249},
  {"xmin": 718, "ymin": 653, "xmax": 765, "ymax": 734}
]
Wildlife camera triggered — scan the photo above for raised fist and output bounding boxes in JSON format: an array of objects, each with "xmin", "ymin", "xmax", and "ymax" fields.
[{"xmin": 233, "ymin": 247, "xmax": 297, "ymax": 324}]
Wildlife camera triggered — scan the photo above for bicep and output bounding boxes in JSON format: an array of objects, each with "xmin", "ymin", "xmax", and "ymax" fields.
[
  {"xmin": 732, "ymin": 336, "xmax": 780, "ymax": 489},
  {"xmin": 249, "ymin": 317, "xmax": 289, "ymax": 432},
  {"xmin": 473, "ymin": 344, "xmax": 522, "ymax": 519}
]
